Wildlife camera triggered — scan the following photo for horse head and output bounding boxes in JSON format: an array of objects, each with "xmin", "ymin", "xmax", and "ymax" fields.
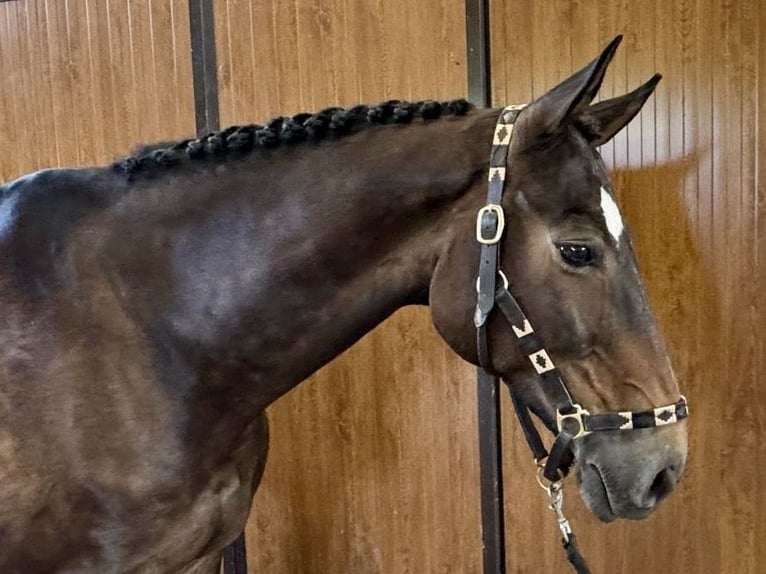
[{"xmin": 430, "ymin": 37, "xmax": 688, "ymax": 522}]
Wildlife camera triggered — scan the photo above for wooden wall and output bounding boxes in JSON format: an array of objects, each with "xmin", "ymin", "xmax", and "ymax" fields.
[
  {"xmin": 1, "ymin": 1, "xmax": 764, "ymax": 572},
  {"xmin": 0, "ymin": 0, "xmax": 195, "ymax": 180}
]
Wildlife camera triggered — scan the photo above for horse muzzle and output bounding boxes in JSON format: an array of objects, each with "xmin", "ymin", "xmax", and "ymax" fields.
[{"xmin": 574, "ymin": 423, "xmax": 688, "ymax": 522}]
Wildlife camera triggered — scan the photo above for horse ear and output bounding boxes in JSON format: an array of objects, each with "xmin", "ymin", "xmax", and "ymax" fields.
[
  {"xmin": 576, "ymin": 74, "xmax": 662, "ymax": 146},
  {"xmin": 521, "ymin": 35, "xmax": 622, "ymax": 138}
]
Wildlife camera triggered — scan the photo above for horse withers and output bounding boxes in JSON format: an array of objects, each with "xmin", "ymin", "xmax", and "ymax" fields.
[{"xmin": 0, "ymin": 37, "xmax": 687, "ymax": 572}]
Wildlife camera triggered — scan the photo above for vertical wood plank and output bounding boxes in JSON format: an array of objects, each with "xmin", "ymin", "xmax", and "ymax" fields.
[{"xmin": 0, "ymin": 0, "xmax": 195, "ymax": 181}]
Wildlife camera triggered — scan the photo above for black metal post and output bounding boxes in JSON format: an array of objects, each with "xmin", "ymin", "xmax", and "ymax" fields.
[
  {"xmin": 188, "ymin": 0, "xmax": 220, "ymax": 136},
  {"xmin": 465, "ymin": 0, "xmax": 492, "ymax": 107},
  {"xmin": 466, "ymin": 1, "xmax": 504, "ymax": 571},
  {"xmin": 476, "ymin": 369, "xmax": 506, "ymax": 574},
  {"xmin": 188, "ymin": 2, "xmax": 243, "ymax": 571}
]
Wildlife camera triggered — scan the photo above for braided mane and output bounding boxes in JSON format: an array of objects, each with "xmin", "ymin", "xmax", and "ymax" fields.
[{"xmin": 113, "ymin": 98, "xmax": 472, "ymax": 175}]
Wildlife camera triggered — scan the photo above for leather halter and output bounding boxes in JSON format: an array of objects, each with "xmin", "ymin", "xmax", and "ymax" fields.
[{"xmin": 474, "ymin": 105, "xmax": 689, "ymax": 572}]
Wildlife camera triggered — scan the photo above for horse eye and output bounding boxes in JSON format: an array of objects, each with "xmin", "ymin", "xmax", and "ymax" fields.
[{"xmin": 558, "ymin": 244, "xmax": 595, "ymax": 267}]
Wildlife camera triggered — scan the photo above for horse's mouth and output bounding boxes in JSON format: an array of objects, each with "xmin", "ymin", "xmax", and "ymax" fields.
[{"xmin": 577, "ymin": 463, "xmax": 617, "ymax": 523}]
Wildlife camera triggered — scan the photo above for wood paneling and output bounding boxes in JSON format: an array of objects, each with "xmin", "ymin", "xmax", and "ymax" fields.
[
  {"xmin": 492, "ymin": 2, "xmax": 766, "ymax": 572},
  {"xmin": 215, "ymin": 0, "xmax": 466, "ymax": 117},
  {"xmin": 0, "ymin": 0, "xmax": 195, "ymax": 180},
  {"xmin": 2, "ymin": 1, "xmax": 763, "ymax": 572},
  {"xmin": 213, "ymin": 1, "xmax": 478, "ymax": 572}
]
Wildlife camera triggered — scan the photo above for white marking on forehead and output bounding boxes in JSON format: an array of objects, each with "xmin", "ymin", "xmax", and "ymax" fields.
[{"xmin": 599, "ymin": 186, "xmax": 624, "ymax": 244}]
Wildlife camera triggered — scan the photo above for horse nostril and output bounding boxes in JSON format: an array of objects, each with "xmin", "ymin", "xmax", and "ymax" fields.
[{"xmin": 648, "ymin": 466, "xmax": 677, "ymax": 504}]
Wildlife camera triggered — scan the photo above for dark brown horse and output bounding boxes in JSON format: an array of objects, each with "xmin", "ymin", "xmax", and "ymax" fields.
[{"xmin": 0, "ymin": 38, "xmax": 687, "ymax": 572}]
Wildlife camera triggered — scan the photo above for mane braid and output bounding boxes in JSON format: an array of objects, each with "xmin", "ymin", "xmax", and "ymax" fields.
[{"xmin": 113, "ymin": 98, "xmax": 473, "ymax": 176}]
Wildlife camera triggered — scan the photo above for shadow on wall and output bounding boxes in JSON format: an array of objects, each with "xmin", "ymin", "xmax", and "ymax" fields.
[
  {"xmin": 613, "ymin": 153, "xmax": 715, "ymax": 383},
  {"xmin": 591, "ymin": 154, "xmax": 729, "ymax": 569}
]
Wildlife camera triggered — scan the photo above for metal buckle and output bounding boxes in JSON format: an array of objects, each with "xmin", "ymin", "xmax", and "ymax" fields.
[
  {"xmin": 535, "ymin": 459, "xmax": 563, "ymax": 495},
  {"xmin": 534, "ymin": 460, "xmax": 571, "ymax": 542},
  {"xmin": 546, "ymin": 482, "xmax": 572, "ymax": 543},
  {"xmin": 475, "ymin": 204, "xmax": 505, "ymax": 244},
  {"xmin": 556, "ymin": 404, "xmax": 591, "ymax": 439},
  {"xmin": 475, "ymin": 269, "xmax": 509, "ymax": 294}
]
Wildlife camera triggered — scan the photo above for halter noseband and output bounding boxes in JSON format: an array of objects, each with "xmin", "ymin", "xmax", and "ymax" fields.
[{"xmin": 474, "ymin": 105, "xmax": 689, "ymax": 573}]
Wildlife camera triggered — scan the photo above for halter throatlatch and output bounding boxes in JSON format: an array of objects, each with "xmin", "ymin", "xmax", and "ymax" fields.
[{"xmin": 474, "ymin": 105, "xmax": 689, "ymax": 574}]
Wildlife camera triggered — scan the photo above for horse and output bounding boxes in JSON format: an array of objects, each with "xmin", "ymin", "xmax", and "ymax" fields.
[{"xmin": 0, "ymin": 37, "xmax": 688, "ymax": 572}]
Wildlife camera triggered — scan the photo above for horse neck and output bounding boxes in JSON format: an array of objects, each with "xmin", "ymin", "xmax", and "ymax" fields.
[{"xmin": 113, "ymin": 110, "xmax": 496, "ymax": 406}]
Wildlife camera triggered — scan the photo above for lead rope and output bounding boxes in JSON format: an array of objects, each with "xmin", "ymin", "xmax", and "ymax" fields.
[
  {"xmin": 536, "ymin": 462, "xmax": 591, "ymax": 574},
  {"xmin": 511, "ymin": 384, "xmax": 589, "ymax": 572}
]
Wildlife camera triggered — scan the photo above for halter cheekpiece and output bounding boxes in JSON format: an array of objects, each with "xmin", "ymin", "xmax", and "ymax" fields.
[{"xmin": 474, "ymin": 105, "xmax": 689, "ymax": 573}]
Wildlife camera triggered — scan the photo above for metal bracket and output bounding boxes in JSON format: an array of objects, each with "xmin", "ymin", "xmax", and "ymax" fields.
[
  {"xmin": 556, "ymin": 404, "xmax": 591, "ymax": 439},
  {"xmin": 476, "ymin": 269, "xmax": 509, "ymax": 294}
]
